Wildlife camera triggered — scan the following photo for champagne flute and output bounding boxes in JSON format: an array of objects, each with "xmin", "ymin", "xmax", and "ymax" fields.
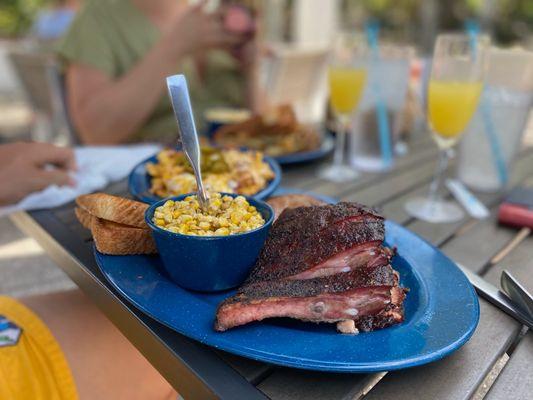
[
  {"xmin": 405, "ymin": 33, "xmax": 489, "ymax": 223},
  {"xmin": 320, "ymin": 33, "xmax": 367, "ymax": 182}
]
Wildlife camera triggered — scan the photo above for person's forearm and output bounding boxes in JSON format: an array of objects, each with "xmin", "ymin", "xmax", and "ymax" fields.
[
  {"xmin": 72, "ymin": 37, "xmax": 186, "ymax": 144},
  {"xmin": 244, "ymin": 59, "xmax": 266, "ymax": 113}
]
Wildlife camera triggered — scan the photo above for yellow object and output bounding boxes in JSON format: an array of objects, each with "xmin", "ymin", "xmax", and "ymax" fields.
[
  {"xmin": 154, "ymin": 192, "xmax": 265, "ymax": 236},
  {"xmin": 428, "ymin": 80, "xmax": 483, "ymax": 140},
  {"xmin": 147, "ymin": 148, "xmax": 274, "ymax": 199},
  {"xmin": 0, "ymin": 296, "xmax": 78, "ymax": 400},
  {"xmin": 328, "ymin": 67, "xmax": 367, "ymax": 115},
  {"xmin": 57, "ymin": 0, "xmax": 246, "ymax": 141}
]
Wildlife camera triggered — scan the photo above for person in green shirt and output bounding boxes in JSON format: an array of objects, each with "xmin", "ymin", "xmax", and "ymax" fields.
[{"xmin": 58, "ymin": 0, "xmax": 259, "ymax": 144}]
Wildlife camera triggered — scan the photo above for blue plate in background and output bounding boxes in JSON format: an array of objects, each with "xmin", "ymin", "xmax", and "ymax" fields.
[
  {"xmin": 272, "ymin": 133, "xmax": 334, "ymax": 165},
  {"xmin": 128, "ymin": 153, "xmax": 282, "ymax": 204},
  {"xmin": 270, "ymin": 187, "xmax": 337, "ymax": 204},
  {"xmin": 95, "ymin": 220, "xmax": 479, "ymax": 373},
  {"xmin": 211, "ymin": 132, "xmax": 335, "ymax": 165}
]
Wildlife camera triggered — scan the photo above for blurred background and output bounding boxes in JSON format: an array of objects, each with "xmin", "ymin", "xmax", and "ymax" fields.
[
  {"xmin": 0, "ymin": 0, "xmax": 531, "ymax": 298},
  {"xmin": 0, "ymin": 0, "xmax": 531, "ymax": 144}
]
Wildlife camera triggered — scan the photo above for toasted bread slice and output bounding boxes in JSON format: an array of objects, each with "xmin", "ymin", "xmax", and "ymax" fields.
[
  {"xmin": 76, "ymin": 193, "xmax": 148, "ymax": 228},
  {"xmin": 92, "ymin": 218, "xmax": 157, "ymax": 255},
  {"xmin": 75, "ymin": 207, "xmax": 94, "ymax": 229},
  {"xmin": 267, "ymin": 194, "xmax": 326, "ymax": 220}
]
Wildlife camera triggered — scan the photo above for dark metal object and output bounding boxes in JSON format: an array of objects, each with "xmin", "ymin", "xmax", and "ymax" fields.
[
  {"xmin": 458, "ymin": 264, "xmax": 533, "ymax": 330},
  {"xmin": 500, "ymin": 270, "xmax": 533, "ymax": 320},
  {"xmin": 166, "ymin": 74, "xmax": 209, "ymax": 210}
]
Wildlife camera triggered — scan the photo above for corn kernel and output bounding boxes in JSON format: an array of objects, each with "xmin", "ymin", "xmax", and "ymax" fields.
[{"xmin": 152, "ymin": 192, "xmax": 264, "ymax": 236}]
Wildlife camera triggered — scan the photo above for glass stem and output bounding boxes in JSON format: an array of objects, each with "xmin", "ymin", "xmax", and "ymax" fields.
[
  {"xmin": 428, "ymin": 148, "xmax": 449, "ymax": 205},
  {"xmin": 333, "ymin": 116, "xmax": 348, "ymax": 167}
]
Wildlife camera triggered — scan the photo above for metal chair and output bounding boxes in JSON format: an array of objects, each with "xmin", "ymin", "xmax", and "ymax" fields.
[{"xmin": 8, "ymin": 50, "xmax": 77, "ymax": 145}]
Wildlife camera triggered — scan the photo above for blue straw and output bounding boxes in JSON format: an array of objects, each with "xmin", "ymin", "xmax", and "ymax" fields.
[
  {"xmin": 365, "ymin": 21, "xmax": 392, "ymax": 167},
  {"xmin": 480, "ymin": 95, "xmax": 508, "ymax": 185},
  {"xmin": 465, "ymin": 22, "xmax": 508, "ymax": 186},
  {"xmin": 465, "ymin": 20, "xmax": 479, "ymax": 60}
]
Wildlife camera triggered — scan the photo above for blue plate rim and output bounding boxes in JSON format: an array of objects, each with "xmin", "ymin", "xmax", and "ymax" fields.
[
  {"xmin": 95, "ymin": 218, "xmax": 480, "ymax": 373},
  {"xmin": 128, "ymin": 152, "xmax": 282, "ymax": 204},
  {"xmin": 211, "ymin": 132, "xmax": 334, "ymax": 165},
  {"xmin": 266, "ymin": 133, "xmax": 334, "ymax": 165}
]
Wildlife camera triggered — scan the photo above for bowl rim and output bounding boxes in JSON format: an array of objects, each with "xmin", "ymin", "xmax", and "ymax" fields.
[{"xmin": 145, "ymin": 192, "xmax": 274, "ymax": 240}]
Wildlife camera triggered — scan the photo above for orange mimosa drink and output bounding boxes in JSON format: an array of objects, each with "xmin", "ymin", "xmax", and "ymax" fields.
[
  {"xmin": 428, "ymin": 80, "xmax": 483, "ymax": 147},
  {"xmin": 328, "ymin": 67, "xmax": 367, "ymax": 116}
]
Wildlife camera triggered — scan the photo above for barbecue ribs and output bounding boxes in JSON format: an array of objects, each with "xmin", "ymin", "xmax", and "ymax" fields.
[{"xmin": 215, "ymin": 202, "xmax": 406, "ymax": 333}]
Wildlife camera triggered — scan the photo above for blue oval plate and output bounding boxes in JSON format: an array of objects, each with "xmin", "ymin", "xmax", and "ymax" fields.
[
  {"xmin": 128, "ymin": 153, "xmax": 282, "ymax": 204},
  {"xmin": 95, "ymin": 219, "xmax": 479, "ymax": 372}
]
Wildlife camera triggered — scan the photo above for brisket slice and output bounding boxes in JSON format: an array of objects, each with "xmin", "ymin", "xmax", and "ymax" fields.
[
  {"xmin": 215, "ymin": 263, "xmax": 406, "ymax": 332},
  {"xmin": 246, "ymin": 202, "xmax": 385, "ymax": 283}
]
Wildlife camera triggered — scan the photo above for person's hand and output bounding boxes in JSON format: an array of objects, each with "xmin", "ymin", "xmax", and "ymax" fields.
[
  {"xmin": 224, "ymin": 7, "xmax": 269, "ymax": 72},
  {"xmin": 0, "ymin": 142, "xmax": 76, "ymax": 206},
  {"xmin": 231, "ymin": 34, "xmax": 259, "ymax": 71},
  {"xmin": 164, "ymin": 2, "xmax": 247, "ymax": 57}
]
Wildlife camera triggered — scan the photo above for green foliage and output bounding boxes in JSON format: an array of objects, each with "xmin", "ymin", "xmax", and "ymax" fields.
[
  {"xmin": 343, "ymin": 0, "xmax": 532, "ymax": 46},
  {"xmin": 0, "ymin": 0, "xmax": 50, "ymax": 38}
]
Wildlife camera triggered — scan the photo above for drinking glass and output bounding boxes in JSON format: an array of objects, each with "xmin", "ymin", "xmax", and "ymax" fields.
[
  {"xmin": 349, "ymin": 44, "xmax": 414, "ymax": 172},
  {"xmin": 457, "ymin": 47, "xmax": 533, "ymax": 192},
  {"xmin": 320, "ymin": 34, "xmax": 367, "ymax": 182},
  {"xmin": 404, "ymin": 33, "xmax": 489, "ymax": 223}
]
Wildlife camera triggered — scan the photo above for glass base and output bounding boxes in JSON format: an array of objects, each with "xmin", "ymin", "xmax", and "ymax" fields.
[
  {"xmin": 395, "ymin": 141, "xmax": 409, "ymax": 156},
  {"xmin": 351, "ymin": 156, "xmax": 394, "ymax": 172},
  {"xmin": 319, "ymin": 164, "xmax": 359, "ymax": 183},
  {"xmin": 404, "ymin": 197, "xmax": 465, "ymax": 224}
]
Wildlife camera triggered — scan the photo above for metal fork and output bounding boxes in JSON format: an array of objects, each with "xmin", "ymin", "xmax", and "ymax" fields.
[{"xmin": 166, "ymin": 74, "xmax": 209, "ymax": 211}]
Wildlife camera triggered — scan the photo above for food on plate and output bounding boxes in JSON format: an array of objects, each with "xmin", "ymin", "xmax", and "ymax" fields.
[
  {"xmin": 90, "ymin": 218, "xmax": 156, "ymax": 255},
  {"xmin": 153, "ymin": 193, "xmax": 265, "ymax": 236},
  {"xmin": 76, "ymin": 193, "xmax": 148, "ymax": 228},
  {"xmin": 267, "ymin": 194, "xmax": 326, "ymax": 220},
  {"xmin": 204, "ymin": 108, "xmax": 251, "ymax": 125},
  {"xmin": 75, "ymin": 193, "xmax": 156, "ymax": 255},
  {"xmin": 215, "ymin": 202, "xmax": 406, "ymax": 334},
  {"xmin": 75, "ymin": 207, "xmax": 93, "ymax": 229},
  {"xmin": 212, "ymin": 105, "xmax": 321, "ymax": 157},
  {"xmin": 147, "ymin": 147, "xmax": 274, "ymax": 198}
]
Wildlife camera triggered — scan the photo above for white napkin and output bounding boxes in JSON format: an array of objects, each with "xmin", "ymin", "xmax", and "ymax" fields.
[{"xmin": 0, "ymin": 144, "xmax": 160, "ymax": 217}]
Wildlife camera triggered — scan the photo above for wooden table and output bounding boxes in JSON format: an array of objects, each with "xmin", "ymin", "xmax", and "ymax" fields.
[{"xmin": 11, "ymin": 137, "xmax": 533, "ymax": 400}]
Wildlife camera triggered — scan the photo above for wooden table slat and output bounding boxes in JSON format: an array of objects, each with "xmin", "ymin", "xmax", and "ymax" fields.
[
  {"xmin": 280, "ymin": 161, "xmax": 326, "ymax": 189},
  {"xmin": 215, "ymin": 351, "xmax": 273, "ymax": 384},
  {"xmin": 485, "ymin": 333, "xmax": 533, "ymax": 400},
  {"xmin": 54, "ymin": 207, "xmax": 82, "ymax": 225},
  {"xmin": 379, "ymin": 185, "xmax": 426, "ymax": 224},
  {"xmin": 63, "ymin": 216, "xmax": 93, "ymax": 241},
  {"xmin": 257, "ymin": 368, "xmax": 371, "ymax": 400},
  {"xmin": 440, "ymin": 215, "xmax": 518, "ymax": 274},
  {"xmin": 342, "ymin": 160, "xmax": 437, "ymax": 205},
  {"xmin": 304, "ymin": 140, "xmax": 438, "ymax": 199},
  {"xmin": 361, "ymin": 300, "xmax": 521, "ymax": 400},
  {"xmin": 392, "ymin": 149, "xmax": 533, "ymax": 247},
  {"xmin": 484, "ymin": 234, "xmax": 533, "ymax": 293}
]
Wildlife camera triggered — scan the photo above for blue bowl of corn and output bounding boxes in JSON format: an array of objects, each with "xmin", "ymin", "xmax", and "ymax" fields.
[{"xmin": 145, "ymin": 192, "xmax": 274, "ymax": 292}]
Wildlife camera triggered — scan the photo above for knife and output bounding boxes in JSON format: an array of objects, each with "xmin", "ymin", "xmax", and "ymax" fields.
[
  {"xmin": 501, "ymin": 270, "xmax": 533, "ymax": 319},
  {"xmin": 457, "ymin": 264, "xmax": 533, "ymax": 329}
]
